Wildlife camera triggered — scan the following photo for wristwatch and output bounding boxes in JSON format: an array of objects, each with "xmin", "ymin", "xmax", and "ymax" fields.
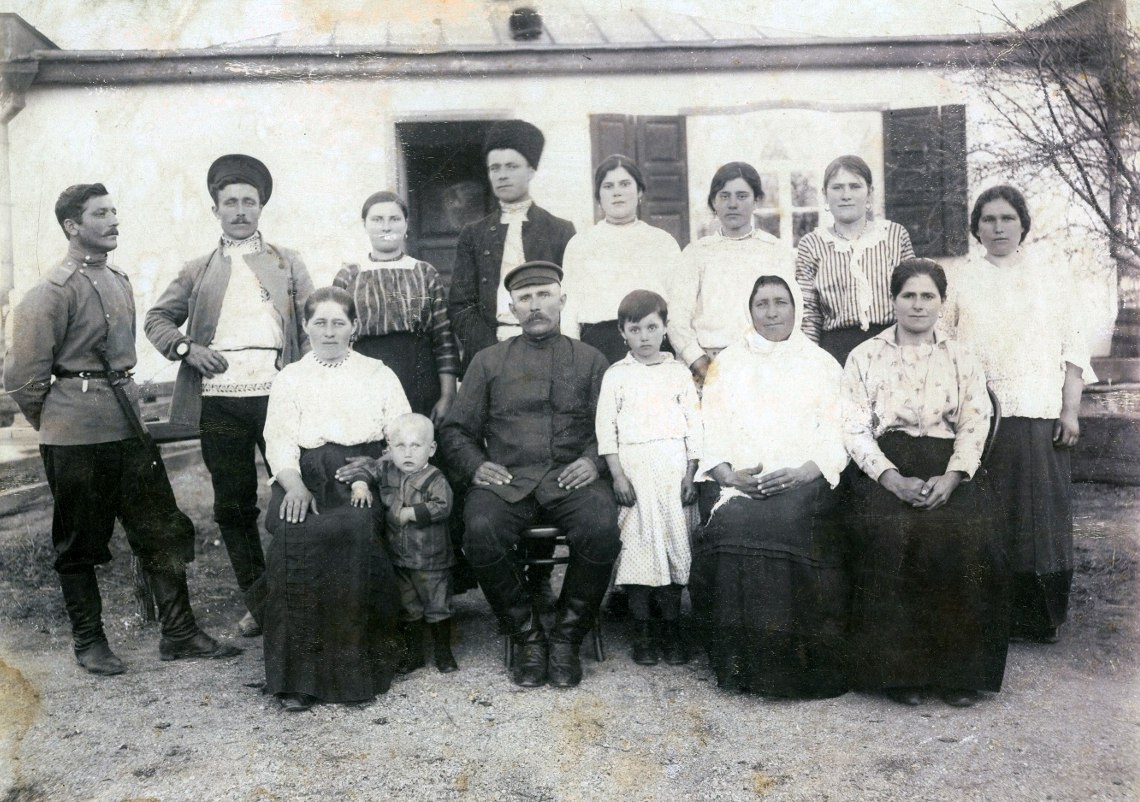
[{"xmin": 174, "ymin": 340, "xmax": 192, "ymax": 359}]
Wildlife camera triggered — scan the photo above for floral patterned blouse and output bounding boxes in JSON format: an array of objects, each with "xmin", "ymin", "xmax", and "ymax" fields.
[{"xmin": 841, "ymin": 326, "xmax": 991, "ymax": 481}]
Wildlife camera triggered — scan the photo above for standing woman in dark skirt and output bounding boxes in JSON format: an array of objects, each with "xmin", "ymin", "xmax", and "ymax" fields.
[
  {"xmin": 843, "ymin": 258, "xmax": 1009, "ymax": 707},
  {"xmin": 334, "ymin": 191, "xmax": 460, "ymax": 424},
  {"xmin": 796, "ymin": 155, "xmax": 915, "ymax": 365},
  {"xmin": 943, "ymin": 185, "xmax": 1095, "ymax": 642}
]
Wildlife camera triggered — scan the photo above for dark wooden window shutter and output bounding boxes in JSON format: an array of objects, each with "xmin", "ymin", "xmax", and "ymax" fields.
[
  {"xmin": 589, "ymin": 114, "xmax": 690, "ymax": 248},
  {"xmin": 883, "ymin": 105, "xmax": 968, "ymax": 258}
]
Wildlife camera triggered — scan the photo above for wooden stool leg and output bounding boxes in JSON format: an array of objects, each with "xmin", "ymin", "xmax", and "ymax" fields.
[{"xmin": 593, "ymin": 624, "xmax": 605, "ymax": 662}]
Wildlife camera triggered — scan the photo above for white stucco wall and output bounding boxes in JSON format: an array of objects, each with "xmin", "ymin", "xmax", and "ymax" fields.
[{"xmin": 7, "ymin": 63, "xmax": 1117, "ymax": 381}]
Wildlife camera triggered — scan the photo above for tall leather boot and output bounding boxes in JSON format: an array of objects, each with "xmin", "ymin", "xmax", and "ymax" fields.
[
  {"xmin": 430, "ymin": 619, "xmax": 459, "ymax": 673},
  {"xmin": 146, "ymin": 569, "xmax": 242, "ymax": 661},
  {"xmin": 58, "ymin": 569, "xmax": 125, "ymax": 676},
  {"xmin": 548, "ymin": 554, "xmax": 614, "ymax": 688},
  {"xmin": 474, "ymin": 554, "xmax": 546, "ymax": 687},
  {"xmin": 396, "ymin": 619, "xmax": 426, "ymax": 674}
]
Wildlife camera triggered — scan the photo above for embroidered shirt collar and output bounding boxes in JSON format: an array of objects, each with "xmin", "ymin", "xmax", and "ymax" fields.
[
  {"xmin": 499, "ymin": 199, "xmax": 533, "ymax": 224},
  {"xmin": 220, "ymin": 231, "xmax": 263, "ymax": 257}
]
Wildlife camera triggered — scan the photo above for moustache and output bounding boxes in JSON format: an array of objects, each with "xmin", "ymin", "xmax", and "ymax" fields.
[{"xmin": 526, "ymin": 313, "xmax": 549, "ymax": 322}]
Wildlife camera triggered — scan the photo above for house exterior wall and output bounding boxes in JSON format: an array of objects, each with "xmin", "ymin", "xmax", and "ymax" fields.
[{"xmin": 8, "ymin": 63, "xmax": 1116, "ymax": 380}]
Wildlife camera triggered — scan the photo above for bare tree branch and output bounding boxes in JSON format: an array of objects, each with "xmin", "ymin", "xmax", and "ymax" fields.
[{"xmin": 968, "ymin": 2, "xmax": 1140, "ymax": 262}]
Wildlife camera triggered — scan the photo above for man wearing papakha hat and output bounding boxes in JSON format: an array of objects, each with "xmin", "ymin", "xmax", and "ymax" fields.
[
  {"xmin": 4, "ymin": 183, "xmax": 241, "ymax": 675},
  {"xmin": 145, "ymin": 155, "xmax": 313, "ymax": 638},
  {"xmin": 447, "ymin": 119, "xmax": 577, "ymax": 606},
  {"xmin": 440, "ymin": 261, "xmax": 620, "ymax": 689},
  {"xmin": 448, "ymin": 120, "xmax": 576, "ymax": 364}
]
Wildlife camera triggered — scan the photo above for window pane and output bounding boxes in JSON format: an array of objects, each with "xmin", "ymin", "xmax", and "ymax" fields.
[
  {"xmin": 758, "ymin": 173, "xmax": 779, "ymax": 209},
  {"xmin": 755, "ymin": 212, "xmax": 780, "ymax": 239},
  {"xmin": 792, "ymin": 212, "xmax": 819, "ymax": 247},
  {"xmin": 791, "ymin": 171, "xmax": 818, "ymax": 208}
]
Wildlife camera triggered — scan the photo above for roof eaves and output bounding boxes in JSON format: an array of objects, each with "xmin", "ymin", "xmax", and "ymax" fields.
[{"xmin": 23, "ymin": 30, "xmax": 1065, "ymax": 86}]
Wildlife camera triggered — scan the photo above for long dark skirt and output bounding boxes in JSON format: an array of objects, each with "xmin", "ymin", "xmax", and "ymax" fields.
[
  {"xmin": 818, "ymin": 322, "xmax": 890, "ymax": 366},
  {"xmin": 248, "ymin": 443, "xmax": 401, "ymax": 703},
  {"xmin": 986, "ymin": 416, "xmax": 1074, "ymax": 638},
  {"xmin": 355, "ymin": 331, "xmax": 440, "ymax": 416},
  {"xmin": 690, "ymin": 477, "xmax": 849, "ymax": 698},
  {"xmin": 849, "ymin": 433, "xmax": 1010, "ymax": 692}
]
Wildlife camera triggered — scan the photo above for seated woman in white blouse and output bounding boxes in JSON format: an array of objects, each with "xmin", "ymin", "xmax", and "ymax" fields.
[
  {"xmin": 250, "ymin": 286, "xmax": 411, "ymax": 712},
  {"xmin": 842, "ymin": 258, "xmax": 1009, "ymax": 708}
]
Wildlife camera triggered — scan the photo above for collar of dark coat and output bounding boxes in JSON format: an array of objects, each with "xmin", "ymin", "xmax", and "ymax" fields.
[{"xmin": 482, "ymin": 202, "xmax": 552, "ymax": 228}]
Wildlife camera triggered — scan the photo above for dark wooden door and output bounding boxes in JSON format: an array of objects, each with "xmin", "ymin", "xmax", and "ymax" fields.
[
  {"xmin": 398, "ymin": 121, "xmax": 496, "ymax": 289},
  {"xmin": 589, "ymin": 114, "xmax": 690, "ymax": 247}
]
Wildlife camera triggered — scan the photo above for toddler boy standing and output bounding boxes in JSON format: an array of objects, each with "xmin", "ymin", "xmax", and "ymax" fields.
[{"xmin": 350, "ymin": 413, "xmax": 457, "ymax": 673}]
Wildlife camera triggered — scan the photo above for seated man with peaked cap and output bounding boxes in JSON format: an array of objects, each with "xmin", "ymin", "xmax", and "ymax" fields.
[
  {"xmin": 440, "ymin": 261, "xmax": 620, "ymax": 689},
  {"xmin": 4, "ymin": 183, "xmax": 241, "ymax": 675},
  {"xmin": 145, "ymin": 154, "xmax": 313, "ymax": 638}
]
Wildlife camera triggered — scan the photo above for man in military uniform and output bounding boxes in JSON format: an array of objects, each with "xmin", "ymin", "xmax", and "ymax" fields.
[{"xmin": 4, "ymin": 183, "xmax": 240, "ymax": 675}]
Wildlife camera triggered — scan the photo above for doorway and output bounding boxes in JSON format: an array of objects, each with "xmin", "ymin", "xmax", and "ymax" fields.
[{"xmin": 397, "ymin": 121, "xmax": 498, "ymax": 289}]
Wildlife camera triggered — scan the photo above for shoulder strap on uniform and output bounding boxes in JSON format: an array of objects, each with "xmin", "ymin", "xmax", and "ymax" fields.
[{"xmin": 46, "ymin": 262, "xmax": 77, "ymax": 286}]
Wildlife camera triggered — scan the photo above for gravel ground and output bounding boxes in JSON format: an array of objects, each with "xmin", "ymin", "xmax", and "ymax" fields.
[{"xmin": 0, "ymin": 457, "xmax": 1136, "ymax": 802}]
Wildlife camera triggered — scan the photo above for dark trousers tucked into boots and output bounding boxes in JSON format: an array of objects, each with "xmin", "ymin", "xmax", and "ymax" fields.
[
  {"xmin": 463, "ymin": 483, "xmax": 620, "ymax": 688},
  {"xmin": 200, "ymin": 396, "xmax": 269, "ymax": 594},
  {"xmin": 470, "ymin": 553, "xmax": 547, "ymax": 687},
  {"xmin": 146, "ymin": 569, "xmax": 241, "ymax": 661},
  {"xmin": 58, "ymin": 568, "xmax": 125, "ymax": 675},
  {"xmin": 41, "ymin": 439, "xmax": 199, "ymax": 676}
]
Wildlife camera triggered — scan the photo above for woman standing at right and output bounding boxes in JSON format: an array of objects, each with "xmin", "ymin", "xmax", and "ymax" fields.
[
  {"xmin": 943, "ymin": 185, "xmax": 1095, "ymax": 643},
  {"xmin": 796, "ymin": 155, "xmax": 915, "ymax": 365}
]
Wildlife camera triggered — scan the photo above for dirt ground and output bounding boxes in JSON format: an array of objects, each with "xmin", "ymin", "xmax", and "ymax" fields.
[{"xmin": 0, "ymin": 456, "xmax": 1137, "ymax": 802}]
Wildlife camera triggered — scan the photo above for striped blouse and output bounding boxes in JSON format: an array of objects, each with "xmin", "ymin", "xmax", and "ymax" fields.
[
  {"xmin": 333, "ymin": 255, "xmax": 461, "ymax": 376},
  {"xmin": 795, "ymin": 219, "xmax": 915, "ymax": 343}
]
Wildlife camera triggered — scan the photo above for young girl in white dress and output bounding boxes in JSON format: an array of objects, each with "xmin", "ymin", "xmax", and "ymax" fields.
[{"xmin": 595, "ymin": 290, "xmax": 702, "ymax": 666}]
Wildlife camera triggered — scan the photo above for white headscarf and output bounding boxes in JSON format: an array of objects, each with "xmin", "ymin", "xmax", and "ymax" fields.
[{"xmin": 700, "ymin": 274, "xmax": 848, "ymax": 488}]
